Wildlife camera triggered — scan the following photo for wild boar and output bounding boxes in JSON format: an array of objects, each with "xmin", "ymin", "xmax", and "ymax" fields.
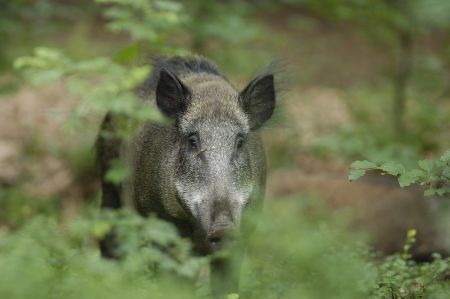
[{"xmin": 97, "ymin": 55, "xmax": 276, "ymax": 294}]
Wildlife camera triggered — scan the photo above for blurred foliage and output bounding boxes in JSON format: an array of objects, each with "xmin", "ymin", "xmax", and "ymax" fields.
[
  {"xmin": 313, "ymin": 83, "xmax": 449, "ymax": 166},
  {"xmin": 1, "ymin": 0, "xmax": 450, "ymax": 298},
  {"xmin": 240, "ymin": 197, "xmax": 377, "ymax": 299},
  {"xmin": 0, "ymin": 187, "xmax": 59, "ymax": 229},
  {"xmin": 0, "ymin": 205, "xmax": 206, "ymax": 299},
  {"xmin": 183, "ymin": 0, "xmax": 267, "ymax": 74},
  {"xmin": 0, "ymin": 0, "xmax": 96, "ymax": 68},
  {"xmin": 12, "ymin": 0, "xmax": 188, "ymax": 183},
  {"xmin": 15, "ymin": 47, "xmax": 159, "ymax": 129},
  {"xmin": 275, "ymin": 0, "xmax": 450, "ymax": 35},
  {"xmin": 99, "ymin": 0, "xmax": 186, "ymax": 43},
  {"xmin": 1, "ymin": 192, "xmax": 449, "ymax": 298},
  {"xmin": 270, "ymin": 0, "xmax": 450, "ymax": 165},
  {"xmin": 97, "ymin": 0, "xmax": 189, "ymax": 60}
]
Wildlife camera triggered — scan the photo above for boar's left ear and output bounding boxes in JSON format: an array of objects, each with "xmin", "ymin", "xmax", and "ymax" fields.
[
  {"xmin": 239, "ymin": 74, "xmax": 275, "ymax": 130},
  {"xmin": 156, "ymin": 69, "xmax": 190, "ymax": 119}
]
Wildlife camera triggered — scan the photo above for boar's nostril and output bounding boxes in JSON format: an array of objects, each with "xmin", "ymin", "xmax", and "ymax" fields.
[
  {"xmin": 207, "ymin": 235, "xmax": 223, "ymax": 250},
  {"xmin": 209, "ymin": 236, "xmax": 221, "ymax": 245},
  {"xmin": 206, "ymin": 230, "xmax": 227, "ymax": 251}
]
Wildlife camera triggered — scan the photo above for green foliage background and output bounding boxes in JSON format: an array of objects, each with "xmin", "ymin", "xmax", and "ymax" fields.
[{"xmin": 0, "ymin": 0, "xmax": 449, "ymax": 298}]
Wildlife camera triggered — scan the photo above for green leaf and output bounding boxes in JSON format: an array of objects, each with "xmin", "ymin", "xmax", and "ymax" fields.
[
  {"xmin": 418, "ymin": 160, "xmax": 434, "ymax": 172},
  {"xmin": 348, "ymin": 169, "xmax": 366, "ymax": 181},
  {"xmin": 398, "ymin": 174, "xmax": 417, "ymax": 188},
  {"xmin": 436, "ymin": 188, "xmax": 447, "ymax": 196},
  {"xmin": 379, "ymin": 162, "xmax": 405, "ymax": 176},
  {"xmin": 114, "ymin": 43, "xmax": 139, "ymax": 63},
  {"xmin": 440, "ymin": 150, "xmax": 450, "ymax": 162},
  {"xmin": 397, "ymin": 169, "xmax": 425, "ymax": 187},
  {"xmin": 424, "ymin": 188, "xmax": 437, "ymax": 196},
  {"xmin": 30, "ymin": 69, "xmax": 63, "ymax": 84},
  {"xmin": 350, "ymin": 160, "xmax": 377, "ymax": 170},
  {"xmin": 91, "ymin": 221, "xmax": 112, "ymax": 238},
  {"xmin": 406, "ymin": 229, "xmax": 416, "ymax": 239},
  {"xmin": 105, "ymin": 159, "xmax": 130, "ymax": 184},
  {"xmin": 425, "ymin": 187, "xmax": 450, "ymax": 197}
]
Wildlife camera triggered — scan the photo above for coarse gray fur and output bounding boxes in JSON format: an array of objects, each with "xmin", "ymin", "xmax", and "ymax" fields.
[{"xmin": 97, "ymin": 55, "xmax": 276, "ymax": 293}]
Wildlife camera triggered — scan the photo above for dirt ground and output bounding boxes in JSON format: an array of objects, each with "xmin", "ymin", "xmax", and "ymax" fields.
[{"xmin": 0, "ymin": 84, "xmax": 98, "ymax": 220}]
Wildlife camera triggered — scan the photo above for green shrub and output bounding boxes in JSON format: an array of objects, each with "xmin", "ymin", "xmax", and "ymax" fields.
[{"xmin": 0, "ymin": 209, "xmax": 206, "ymax": 299}]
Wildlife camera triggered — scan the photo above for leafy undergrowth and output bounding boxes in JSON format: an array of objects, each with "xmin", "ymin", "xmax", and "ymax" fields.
[{"xmin": 0, "ymin": 192, "xmax": 448, "ymax": 299}]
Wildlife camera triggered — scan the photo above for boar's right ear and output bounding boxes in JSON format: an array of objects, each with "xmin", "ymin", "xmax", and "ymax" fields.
[
  {"xmin": 156, "ymin": 69, "xmax": 190, "ymax": 119},
  {"xmin": 239, "ymin": 73, "xmax": 275, "ymax": 130}
]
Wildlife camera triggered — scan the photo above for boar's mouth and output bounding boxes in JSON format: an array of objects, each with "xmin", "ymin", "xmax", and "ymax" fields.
[
  {"xmin": 174, "ymin": 191, "xmax": 242, "ymax": 254},
  {"xmin": 205, "ymin": 227, "xmax": 238, "ymax": 253},
  {"xmin": 189, "ymin": 212, "xmax": 239, "ymax": 255}
]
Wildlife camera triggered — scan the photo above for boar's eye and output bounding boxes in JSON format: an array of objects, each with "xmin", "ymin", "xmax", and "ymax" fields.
[
  {"xmin": 236, "ymin": 134, "xmax": 244, "ymax": 150},
  {"xmin": 188, "ymin": 134, "xmax": 199, "ymax": 150}
]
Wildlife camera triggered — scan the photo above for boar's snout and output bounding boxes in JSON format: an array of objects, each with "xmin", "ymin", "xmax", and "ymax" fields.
[
  {"xmin": 206, "ymin": 229, "xmax": 226, "ymax": 251},
  {"xmin": 205, "ymin": 215, "xmax": 237, "ymax": 252},
  {"xmin": 206, "ymin": 228, "xmax": 235, "ymax": 251}
]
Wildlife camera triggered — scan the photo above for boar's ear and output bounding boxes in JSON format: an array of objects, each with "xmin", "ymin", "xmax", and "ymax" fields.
[
  {"xmin": 239, "ymin": 74, "xmax": 275, "ymax": 130},
  {"xmin": 156, "ymin": 69, "xmax": 190, "ymax": 119}
]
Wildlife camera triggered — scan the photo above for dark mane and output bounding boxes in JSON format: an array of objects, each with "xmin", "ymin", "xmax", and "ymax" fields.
[{"xmin": 138, "ymin": 55, "xmax": 224, "ymax": 100}]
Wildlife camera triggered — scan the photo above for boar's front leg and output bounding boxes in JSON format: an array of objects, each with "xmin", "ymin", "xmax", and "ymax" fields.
[
  {"xmin": 210, "ymin": 249, "xmax": 243, "ymax": 297},
  {"xmin": 97, "ymin": 113, "xmax": 123, "ymax": 259}
]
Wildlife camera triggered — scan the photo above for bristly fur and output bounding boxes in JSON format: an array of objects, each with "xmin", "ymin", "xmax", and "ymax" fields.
[
  {"xmin": 138, "ymin": 55, "xmax": 226, "ymax": 100},
  {"xmin": 249, "ymin": 59, "xmax": 287, "ymax": 131}
]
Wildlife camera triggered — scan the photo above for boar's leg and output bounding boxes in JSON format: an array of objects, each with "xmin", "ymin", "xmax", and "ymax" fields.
[
  {"xmin": 210, "ymin": 250, "xmax": 243, "ymax": 296},
  {"xmin": 96, "ymin": 113, "xmax": 123, "ymax": 259}
]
